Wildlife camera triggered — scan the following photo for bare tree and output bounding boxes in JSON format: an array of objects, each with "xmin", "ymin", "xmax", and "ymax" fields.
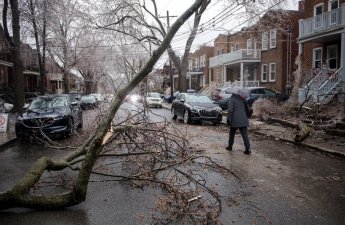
[
  {"xmin": 93, "ymin": 0, "xmax": 211, "ymax": 92},
  {"xmin": 0, "ymin": 3, "xmax": 222, "ymax": 222},
  {"xmin": 21, "ymin": 0, "xmax": 48, "ymax": 95},
  {"xmin": 46, "ymin": 0, "xmax": 84, "ymax": 93}
]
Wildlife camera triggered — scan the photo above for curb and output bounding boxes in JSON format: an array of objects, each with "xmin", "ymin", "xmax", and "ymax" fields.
[
  {"xmin": 0, "ymin": 137, "xmax": 17, "ymax": 152},
  {"xmin": 252, "ymin": 130, "xmax": 345, "ymax": 159}
]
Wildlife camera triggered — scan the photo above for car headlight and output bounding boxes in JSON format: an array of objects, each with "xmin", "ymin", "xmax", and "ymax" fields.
[{"xmin": 54, "ymin": 115, "xmax": 68, "ymax": 120}]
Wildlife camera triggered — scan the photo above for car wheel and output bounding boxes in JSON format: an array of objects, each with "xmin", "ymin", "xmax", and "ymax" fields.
[
  {"xmin": 171, "ymin": 107, "xmax": 177, "ymax": 119},
  {"xmin": 77, "ymin": 116, "xmax": 83, "ymax": 128},
  {"xmin": 66, "ymin": 118, "xmax": 74, "ymax": 137},
  {"xmin": 213, "ymin": 121, "xmax": 220, "ymax": 126},
  {"xmin": 183, "ymin": 110, "xmax": 190, "ymax": 124}
]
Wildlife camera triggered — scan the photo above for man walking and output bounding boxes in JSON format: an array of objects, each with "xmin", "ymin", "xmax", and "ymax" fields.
[{"xmin": 226, "ymin": 91, "xmax": 251, "ymax": 154}]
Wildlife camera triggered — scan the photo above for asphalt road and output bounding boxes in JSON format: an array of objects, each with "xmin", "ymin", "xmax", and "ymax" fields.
[{"xmin": 0, "ymin": 103, "xmax": 344, "ymax": 225}]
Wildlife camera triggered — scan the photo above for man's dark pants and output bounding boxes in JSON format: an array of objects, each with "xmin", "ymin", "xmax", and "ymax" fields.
[{"xmin": 228, "ymin": 127, "xmax": 250, "ymax": 150}]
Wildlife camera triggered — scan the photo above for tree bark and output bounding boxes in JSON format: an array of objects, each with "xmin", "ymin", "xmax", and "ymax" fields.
[{"xmin": 3, "ymin": 0, "xmax": 25, "ymax": 111}]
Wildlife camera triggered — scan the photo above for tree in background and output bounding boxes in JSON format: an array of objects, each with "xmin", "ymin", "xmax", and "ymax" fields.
[{"xmin": 2, "ymin": 0, "xmax": 25, "ymax": 112}]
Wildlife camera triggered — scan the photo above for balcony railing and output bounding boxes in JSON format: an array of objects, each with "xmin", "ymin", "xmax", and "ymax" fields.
[
  {"xmin": 299, "ymin": 5, "xmax": 345, "ymax": 39},
  {"xmin": 209, "ymin": 49, "xmax": 261, "ymax": 68}
]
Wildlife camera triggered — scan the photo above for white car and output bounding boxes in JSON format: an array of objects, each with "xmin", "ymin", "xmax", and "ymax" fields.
[
  {"xmin": 90, "ymin": 93, "xmax": 104, "ymax": 102},
  {"xmin": 144, "ymin": 92, "xmax": 162, "ymax": 108}
]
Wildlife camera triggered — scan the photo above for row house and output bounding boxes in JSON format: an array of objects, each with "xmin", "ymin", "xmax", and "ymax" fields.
[
  {"xmin": 187, "ymin": 45, "xmax": 214, "ymax": 91},
  {"xmin": 298, "ymin": 0, "xmax": 345, "ymax": 103},
  {"xmin": 208, "ymin": 7, "xmax": 304, "ymax": 95}
]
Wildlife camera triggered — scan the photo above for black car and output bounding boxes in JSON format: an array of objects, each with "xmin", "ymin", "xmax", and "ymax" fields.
[
  {"xmin": 80, "ymin": 95, "xmax": 98, "ymax": 110},
  {"xmin": 171, "ymin": 93, "xmax": 222, "ymax": 125},
  {"xmin": 15, "ymin": 94, "xmax": 83, "ymax": 138}
]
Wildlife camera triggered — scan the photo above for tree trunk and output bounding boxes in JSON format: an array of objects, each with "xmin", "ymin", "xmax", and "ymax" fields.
[{"xmin": 10, "ymin": 0, "xmax": 25, "ymax": 111}]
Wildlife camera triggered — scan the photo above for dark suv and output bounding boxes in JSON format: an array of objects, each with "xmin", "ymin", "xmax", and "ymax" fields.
[{"xmin": 223, "ymin": 87, "xmax": 289, "ymax": 107}]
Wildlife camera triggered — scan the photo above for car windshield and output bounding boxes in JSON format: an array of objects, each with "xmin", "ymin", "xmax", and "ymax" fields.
[
  {"xmin": 185, "ymin": 95, "xmax": 213, "ymax": 103},
  {"xmin": 81, "ymin": 95, "xmax": 96, "ymax": 103},
  {"xmin": 148, "ymin": 93, "xmax": 160, "ymax": 98},
  {"xmin": 29, "ymin": 96, "xmax": 68, "ymax": 110}
]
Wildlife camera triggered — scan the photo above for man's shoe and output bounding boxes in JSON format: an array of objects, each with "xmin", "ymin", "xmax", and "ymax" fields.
[
  {"xmin": 244, "ymin": 149, "xmax": 251, "ymax": 155},
  {"xmin": 225, "ymin": 146, "xmax": 232, "ymax": 151}
]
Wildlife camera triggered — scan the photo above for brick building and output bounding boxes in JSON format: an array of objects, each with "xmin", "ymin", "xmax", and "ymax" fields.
[
  {"xmin": 187, "ymin": 45, "xmax": 214, "ymax": 91},
  {"xmin": 298, "ymin": 0, "xmax": 345, "ymax": 103},
  {"xmin": 208, "ymin": 7, "xmax": 303, "ymax": 94}
]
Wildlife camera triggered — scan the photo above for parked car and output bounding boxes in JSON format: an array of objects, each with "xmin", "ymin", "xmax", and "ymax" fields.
[
  {"xmin": 225, "ymin": 87, "xmax": 289, "ymax": 107},
  {"xmin": 90, "ymin": 93, "xmax": 104, "ymax": 103},
  {"xmin": 171, "ymin": 93, "xmax": 222, "ymax": 125},
  {"xmin": 80, "ymin": 95, "xmax": 98, "ymax": 110},
  {"xmin": 211, "ymin": 87, "xmax": 233, "ymax": 110},
  {"xmin": 144, "ymin": 92, "xmax": 163, "ymax": 108},
  {"xmin": 226, "ymin": 87, "xmax": 289, "ymax": 107},
  {"xmin": 163, "ymin": 91, "xmax": 180, "ymax": 103},
  {"xmin": 15, "ymin": 94, "xmax": 83, "ymax": 138}
]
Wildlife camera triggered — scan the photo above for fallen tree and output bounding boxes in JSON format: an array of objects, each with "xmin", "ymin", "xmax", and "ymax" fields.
[{"xmin": 0, "ymin": 0, "xmax": 217, "ymax": 214}]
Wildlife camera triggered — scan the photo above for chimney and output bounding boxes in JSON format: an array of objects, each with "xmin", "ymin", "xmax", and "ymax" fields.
[{"xmin": 298, "ymin": 0, "xmax": 305, "ymax": 12}]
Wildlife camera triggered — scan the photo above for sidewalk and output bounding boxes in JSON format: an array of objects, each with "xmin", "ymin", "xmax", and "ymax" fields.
[
  {"xmin": 162, "ymin": 102, "xmax": 345, "ymax": 158},
  {"xmin": 0, "ymin": 113, "xmax": 17, "ymax": 150}
]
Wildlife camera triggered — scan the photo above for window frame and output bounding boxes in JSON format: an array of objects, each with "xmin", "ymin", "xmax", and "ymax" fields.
[
  {"xmin": 313, "ymin": 47, "xmax": 323, "ymax": 69},
  {"xmin": 262, "ymin": 32, "xmax": 268, "ymax": 50},
  {"xmin": 269, "ymin": 28, "xmax": 276, "ymax": 49},
  {"xmin": 261, "ymin": 64, "xmax": 267, "ymax": 82},
  {"xmin": 327, "ymin": 45, "xmax": 337, "ymax": 71},
  {"xmin": 269, "ymin": 63, "xmax": 276, "ymax": 82}
]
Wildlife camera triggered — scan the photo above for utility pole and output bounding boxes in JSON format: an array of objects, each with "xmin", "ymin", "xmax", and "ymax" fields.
[{"xmin": 160, "ymin": 11, "xmax": 177, "ymax": 102}]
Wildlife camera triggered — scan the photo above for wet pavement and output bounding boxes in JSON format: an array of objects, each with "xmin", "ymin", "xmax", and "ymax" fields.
[{"xmin": 1, "ymin": 105, "xmax": 345, "ymax": 224}]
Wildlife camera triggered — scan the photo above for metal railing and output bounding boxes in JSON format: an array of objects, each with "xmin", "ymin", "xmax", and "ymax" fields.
[
  {"xmin": 306, "ymin": 67, "xmax": 344, "ymax": 102},
  {"xmin": 314, "ymin": 67, "xmax": 343, "ymax": 102},
  {"xmin": 299, "ymin": 5, "xmax": 345, "ymax": 39}
]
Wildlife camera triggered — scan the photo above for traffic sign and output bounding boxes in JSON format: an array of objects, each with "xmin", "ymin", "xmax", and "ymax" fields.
[{"xmin": 0, "ymin": 114, "xmax": 8, "ymax": 132}]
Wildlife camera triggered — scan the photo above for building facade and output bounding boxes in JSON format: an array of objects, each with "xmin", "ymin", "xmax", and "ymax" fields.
[
  {"xmin": 298, "ymin": 0, "xmax": 345, "ymax": 103},
  {"xmin": 187, "ymin": 45, "xmax": 214, "ymax": 91},
  {"xmin": 208, "ymin": 8, "xmax": 303, "ymax": 94}
]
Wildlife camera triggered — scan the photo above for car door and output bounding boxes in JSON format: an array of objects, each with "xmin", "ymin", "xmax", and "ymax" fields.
[
  {"xmin": 70, "ymin": 98, "xmax": 82, "ymax": 125},
  {"xmin": 174, "ymin": 94, "xmax": 185, "ymax": 116}
]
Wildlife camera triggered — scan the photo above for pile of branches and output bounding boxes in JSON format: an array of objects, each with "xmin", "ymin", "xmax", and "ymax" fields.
[{"xmin": 0, "ymin": 108, "xmax": 234, "ymax": 224}]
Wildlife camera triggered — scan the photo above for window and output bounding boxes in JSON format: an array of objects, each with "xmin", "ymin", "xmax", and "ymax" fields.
[
  {"xmin": 329, "ymin": 0, "xmax": 338, "ymax": 11},
  {"xmin": 247, "ymin": 39, "xmax": 252, "ymax": 50},
  {"xmin": 217, "ymin": 49, "xmax": 224, "ymax": 55},
  {"xmin": 329, "ymin": 0, "xmax": 338, "ymax": 24},
  {"xmin": 262, "ymin": 32, "xmax": 268, "ymax": 50},
  {"xmin": 195, "ymin": 58, "xmax": 199, "ymax": 69},
  {"xmin": 261, "ymin": 64, "xmax": 267, "ymax": 82},
  {"xmin": 202, "ymin": 55, "xmax": 206, "ymax": 67},
  {"xmin": 327, "ymin": 45, "xmax": 337, "ymax": 70},
  {"xmin": 270, "ymin": 29, "xmax": 276, "ymax": 48},
  {"xmin": 189, "ymin": 59, "xmax": 193, "ymax": 70},
  {"xmin": 313, "ymin": 48, "xmax": 322, "ymax": 69},
  {"xmin": 269, "ymin": 63, "xmax": 276, "ymax": 82},
  {"xmin": 314, "ymin": 4, "xmax": 324, "ymax": 30}
]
